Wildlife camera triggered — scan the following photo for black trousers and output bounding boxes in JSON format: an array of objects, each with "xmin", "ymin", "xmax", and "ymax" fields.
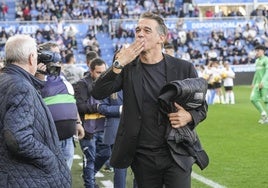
[{"xmin": 131, "ymin": 151, "xmax": 191, "ymax": 188}]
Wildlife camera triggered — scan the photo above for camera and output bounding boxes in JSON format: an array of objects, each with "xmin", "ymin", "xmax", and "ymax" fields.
[{"xmin": 37, "ymin": 49, "xmax": 62, "ymax": 76}]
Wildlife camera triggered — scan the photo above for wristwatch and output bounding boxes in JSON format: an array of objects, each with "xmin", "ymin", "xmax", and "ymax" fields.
[{"xmin": 113, "ymin": 60, "xmax": 124, "ymax": 69}]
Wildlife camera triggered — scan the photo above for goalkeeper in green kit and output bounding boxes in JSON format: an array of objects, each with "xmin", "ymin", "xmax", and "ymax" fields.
[{"xmin": 250, "ymin": 45, "xmax": 268, "ymax": 124}]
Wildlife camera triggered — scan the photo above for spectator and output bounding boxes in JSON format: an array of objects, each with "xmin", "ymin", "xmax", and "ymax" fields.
[
  {"xmin": 98, "ymin": 90, "xmax": 128, "ymax": 186},
  {"xmin": 0, "ymin": 2, "xmax": 8, "ymax": 21},
  {"xmin": 65, "ymin": 36, "xmax": 78, "ymax": 50},
  {"xmin": 72, "ymin": 4, "xmax": 82, "ymax": 19},
  {"xmin": 95, "ymin": 16, "xmax": 103, "ymax": 32},
  {"xmin": 15, "ymin": 6, "xmax": 23, "ymax": 21},
  {"xmin": 30, "ymin": 5, "xmax": 39, "ymax": 21},
  {"xmin": 183, "ymin": 0, "xmax": 192, "ymax": 16},
  {"xmin": 0, "ymin": 32, "xmax": 8, "ymax": 49},
  {"xmin": 35, "ymin": 0, "xmax": 43, "ymax": 11},
  {"xmin": 66, "ymin": 26, "xmax": 77, "ymax": 38},
  {"xmin": 205, "ymin": 8, "xmax": 214, "ymax": 17},
  {"xmin": 62, "ymin": 53, "xmax": 84, "ymax": 84},
  {"xmin": 82, "ymin": 35, "xmax": 100, "ymax": 55},
  {"xmin": 164, "ymin": 42, "xmax": 175, "ymax": 57},
  {"xmin": 62, "ymin": 8, "xmax": 72, "ymax": 20},
  {"xmin": 86, "ymin": 50, "xmax": 98, "ymax": 67},
  {"xmin": 74, "ymin": 58, "xmax": 111, "ymax": 188},
  {"xmin": 0, "ymin": 34, "xmax": 71, "ymax": 187},
  {"xmin": 23, "ymin": 5, "xmax": 31, "ymax": 21}
]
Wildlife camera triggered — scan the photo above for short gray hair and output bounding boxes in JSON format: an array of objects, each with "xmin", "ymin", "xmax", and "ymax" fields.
[
  {"xmin": 140, "ymin": 12, "xmax": 168, "ymax": 36},
  {"xmin": 5, "ymin": 34, "xmax": 37, "ymax": 65}
]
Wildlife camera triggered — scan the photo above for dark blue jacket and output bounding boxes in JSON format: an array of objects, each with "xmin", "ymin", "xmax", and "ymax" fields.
[
  {"xmin": 41, "ymin": 74, "xmax": 78, "ymax": 139},
  {"xmin": 41, "ymin": 74, "xmax": 78, "ymax": 122},
  {"xmin": 98, "ymin": 91, "xmax": 123, "ymax": 145},
  {"xmin": 0, "ymin": 64, "xmax": 71, "ymax": 188}
]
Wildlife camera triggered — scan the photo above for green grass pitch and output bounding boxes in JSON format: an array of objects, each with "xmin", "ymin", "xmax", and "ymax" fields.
[{"xmin": 71, "ymin": 85, "xmax": 268, "ymax": 188}]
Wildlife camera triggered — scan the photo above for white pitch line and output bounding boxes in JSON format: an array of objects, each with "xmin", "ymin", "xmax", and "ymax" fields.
[
  {"xmin": 100, "ymin": 180, "xmax": 114, "ymax": 188},
  {"xmin": 73, "ymin": 154, "xmax": 82, "ymax": 159},
  {"xmin": 191, "ymin": 172, "xmax": 226, "ymax": 188},
  {"xmin": 95, "ymin": 172, "xmax": 104, "ymax": 178},
  {"xmin": 75, "ymin": 153, "xmax": 225, "ymax": 188},
  {"xmin": 98, "ymin": 172, "xmax": 225, "ymax": 188}
]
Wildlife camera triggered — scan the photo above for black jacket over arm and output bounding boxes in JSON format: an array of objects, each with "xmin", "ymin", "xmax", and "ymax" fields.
[{"xmin": 92, "ymin": 54, "xmax": 207, "ymax": 169}]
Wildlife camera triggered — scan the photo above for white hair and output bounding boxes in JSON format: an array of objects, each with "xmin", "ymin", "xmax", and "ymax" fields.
[{"xmin": 5, "ymin": 34, "xmax": 37, "ymax": 65}]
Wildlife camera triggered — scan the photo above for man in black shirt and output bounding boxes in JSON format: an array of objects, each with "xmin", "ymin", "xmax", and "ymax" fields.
[{"xmin": 92, "ymin": 12, "xmax": 207, "ymax": 188}]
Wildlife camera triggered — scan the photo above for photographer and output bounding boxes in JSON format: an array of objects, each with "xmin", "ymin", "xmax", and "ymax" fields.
[{"xmin": 37, "ymin": 41, "xmax": 85, "ymax": 169}]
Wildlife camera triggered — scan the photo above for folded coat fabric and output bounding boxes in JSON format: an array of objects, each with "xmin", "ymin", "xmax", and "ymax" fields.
[
  {"xmin": 158, "ymin": 77, "xmax": 209, "ymax": 170},
  {"xmin": 158, "ymin": 77, "xmax": 208, "ymax": 113},
  {"xmin": 167, "ymin": 126, "xmax": 209, "ymax": 170}
]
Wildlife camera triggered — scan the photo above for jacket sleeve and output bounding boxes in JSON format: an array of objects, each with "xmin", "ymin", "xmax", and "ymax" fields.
[
  {"xmin": 92, "ymin": 67, "xmax": 123, "ymax": 100},
  {"xmin": 3, "ymin": 85, "xmax": 57, "ymax": 173},
  {"xmin": 74, "ymin": 79, "xmax": 98, "ymax": 114},
  {"xmin": 98, "ymin": 97, "xmax": 121, "ymax": 118}
]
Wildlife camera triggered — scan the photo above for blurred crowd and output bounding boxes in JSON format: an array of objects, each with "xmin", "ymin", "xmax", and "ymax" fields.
[
  {"xmin": 114, "ymin": 20, "xmax": 268, "ymax": 66},
  {"xmin": 0, "ymin": 0, "xmax": 266, "ymax": 67},
  {"xmin": 13, "ymin": 0, "xmax": 268, "ymax": 22}
]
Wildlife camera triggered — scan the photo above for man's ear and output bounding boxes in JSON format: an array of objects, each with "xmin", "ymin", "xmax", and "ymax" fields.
[
  {"xmin": 28, "ymin": 53, "xmax": 34, "ymax": 66},
  {"xmin": 159, "ymin": 35, "xmax": 167, "ymax": 45}
]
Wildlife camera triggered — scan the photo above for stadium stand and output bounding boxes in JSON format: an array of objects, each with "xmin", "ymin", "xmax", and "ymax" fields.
[{"xmin": 0, "ymin": 0, "xmax": 267, "ymax": 68}]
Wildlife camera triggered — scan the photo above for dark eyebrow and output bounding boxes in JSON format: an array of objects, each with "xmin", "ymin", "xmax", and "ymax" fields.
[
  {"xmin": 144, "ymin": 26, "xmax": 152, "ymax": 31},
  {"xmin": 135, "ymin": 26, "xmax": 152, "ymax": 32}
]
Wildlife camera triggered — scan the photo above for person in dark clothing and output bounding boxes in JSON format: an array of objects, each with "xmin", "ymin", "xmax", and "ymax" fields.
[
  {"xmin": 164, "ymin": 42, "xmax": 175, "ymax": 57},
  {"xmin": 98, "ymin": 91, "xmax": 131, "ymax": 188},
  {"xmin": 84, "ymin": 50, "xmax": 99, "ymax": 77},
  {"xmin": 92, "ymin": 12, "xmax": 208, "ymax": 188},
  {"xmin": 38, "ymin": 42, "xmax": 85, "ymax": 170},
  {"xmin": 0, "ymin": 34, "xmax": 71, "ymax": 187},
  {"xmin": 74, "ymin": 58, "xmax": 111, "ymax": 188}
]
